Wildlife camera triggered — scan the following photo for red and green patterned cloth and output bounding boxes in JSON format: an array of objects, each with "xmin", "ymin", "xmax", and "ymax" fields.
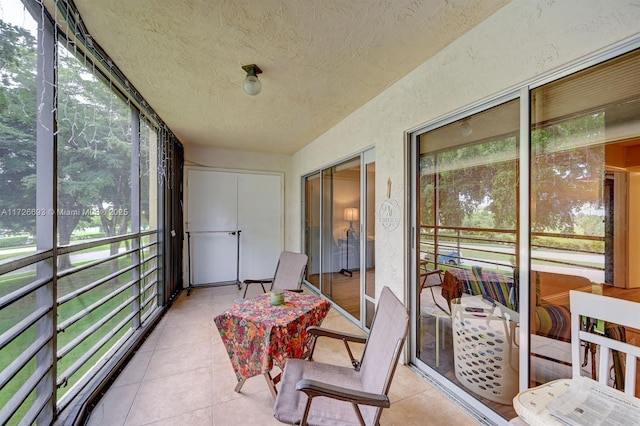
[{"xmin": 214, "ymin": 292, "xmax": 331, "ymax": 382}]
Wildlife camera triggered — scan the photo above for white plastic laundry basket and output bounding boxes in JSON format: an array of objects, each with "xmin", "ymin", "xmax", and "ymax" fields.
[{"xmin": 451, "ymin": 297, "xmax": 519, "ymax": 404}]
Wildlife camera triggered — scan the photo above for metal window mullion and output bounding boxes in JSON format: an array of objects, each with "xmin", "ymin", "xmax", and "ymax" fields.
[
  {"xmin": 0, "ymin": 277, "xmax": 51, "ymax": 311},
  {"xmin": 140, "ymin": 252, "xmax": 158, "ymax": 265},
  {"xmin": 57, "ymin": 309, "xmax": 137, "ymax": 387},
  {"xmin": 57, "ymin": 278, "xmax": 136, "ymax": 332},
  {"xmin": 140, "ymin": 267, "xmax": 156, "ymax": 283},
  {"xmin": 57, "ymin": 233, "xmax": 138, "ymax": 255},
  {"xmin": 57, "ymin": 246, "xmax": 137, "ymax": 280},
  {"xmin": 518, "ymin": 86, "xmax": 532, "ymax": 392},
  {"xmin": 138, "ymin": 255, "xmax": 157, "ymax": 278},
  {"xmin": 0, "ymin": 250, "xmax": 53, "ymax": 275},
  {"xmin": 140, "ymin": 240, "xmax": 158, "ymax": 251},
  {"xmin": 55, "ymin": 327, "xmax": 136, "ymax": 412},
  {"xmin": 0, "ymin": 351, "xmax": 52, "ymax": 425},
  {"xmin": 140, "ymin": 290, "xmax": 158, "ymax": 309},
  {"xmin": 33, "ymin": 0, "xmax": 58, "ymax": 420},
  {"xmin": 0, "ymin": 305, "xmax": 52, "ymax": 351},
  {"xmin": 0, "ymin": 331, "xmax": 52, "ymax": 390},
  {"xmin": 57, "ymin": 263, "xmax": 138, "ymax": 304},
  {"xmin": 57, "ymin": 293, "xmax": 137, "ymax": 359},
  {"xmin": 20, "ymin": 379, "xmax": 54, "ymax": 426},
  {"xmin": 131, "ymin": 110, "xmax": 142, "ymax": 328},
  {"xmin": 140, "ymin": 262, "xmax": 158, "ymax": 279},
  {"xmin": 140, "ymin": 299, "xmax": 161, "ymax": 325},
  {"xmin": 141, "ymin": 278, "xmax": 158, "ymax": 294},
  {"xmin": 140, "ymin": 309, "xmax": 153, "ymax": 325}
]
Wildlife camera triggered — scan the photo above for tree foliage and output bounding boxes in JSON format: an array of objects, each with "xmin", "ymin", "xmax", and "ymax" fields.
[
  {"xmin": 56, "ymin": 46, "xmax": 133, "ymax": 268},
  {"xmin": 0, "ymin": 19, "xmax": 37, "ymax": 233},
  {"xmin": 420, "ymin": 136, "xmax": 518, "ymax": 231},
  {"xmin": 420, "ymin": 112, "xmax": 606, "ymax": 237},
  {"xmin": 1, "ymin": 18, "xmax": 145, "ymax": 266},
  {"xmin": 530, "ymin": 113, "xmax": 605, "ymax": 234}
]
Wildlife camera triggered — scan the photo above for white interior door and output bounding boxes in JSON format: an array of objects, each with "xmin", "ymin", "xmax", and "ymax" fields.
[
  {"xmin": 187, "ymin": 170, "xmax": 237, "ymax": 232},
  {"xmin": 186, "ymin": 168, "xmax": 283, "ymax": 286},
  {"xmin": 187, "ymin": 169, "xmax": 238, "ymax": 284},
  {"xmin": 238, "ymin": 173, "xmax": 283, "ymax": 280}
]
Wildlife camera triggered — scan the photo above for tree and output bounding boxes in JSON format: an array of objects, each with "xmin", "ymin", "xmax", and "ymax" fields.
[
  {"xmin": 1, "ymin": 20, "xmax": 139, "ymax": 273},
  {"xmin": 530, "ymin": 113, "xmax": 605, "ymax": 233},
  {"xmin": 56, "ymin": 46, "xmax": 133, "ymax": 270},
  {"xmin": 419, "ymin": 112, "xmax": 606, "ymax": 242},
  {"xmin": 0, "ymin": 20, "xmax": 37, "ymax": 235},
  {"xmin": 421, "ymin": 136, "xmax": 518, "ymax": 230}
]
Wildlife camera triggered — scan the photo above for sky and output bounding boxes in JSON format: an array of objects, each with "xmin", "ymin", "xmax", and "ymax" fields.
[{"xmin": 1, "ymin": 0, "xmax": 38, "ymax": 33}]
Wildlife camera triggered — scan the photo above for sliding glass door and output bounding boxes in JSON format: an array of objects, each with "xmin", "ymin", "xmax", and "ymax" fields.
[
  {"xmin": 415, "ymin": 99, "xmax": 520, "ymax": 420},
  {"xmin": 321, "ymin": 158, "xmax": 361, "ymax": 318},
  {"xmin": 411, "ymin": 46, "xmax": 640, "ymax": 422},
  {"xmin": 528, "ymin": 48, "xmax": 640, "ymax": 391},
  {"xmin": 303, "ymin": 149, "xmax": 375, "ymax": 326}
]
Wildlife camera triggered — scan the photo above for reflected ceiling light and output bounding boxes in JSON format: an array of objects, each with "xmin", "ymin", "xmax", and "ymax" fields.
[
  {"xmin": 242, "ymin": 64, "xmax": 262, "ymax": 96},
  {"xmin": 460, "ymin": 119, "xmax": 472, "ymax": 137}
]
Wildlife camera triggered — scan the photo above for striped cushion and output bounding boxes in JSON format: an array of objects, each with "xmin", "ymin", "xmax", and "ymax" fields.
[
  {"xmin": 534, "ymin": 305, "xmax": 571, "ymax": 342},
  {"xmin": 460, "ymin": 270, "xmax": 483, "ymax": 297},
  {"xmin": 457, "ymin": 268, "xmax": 518, "ymax": 311},
  {"xmin": 483, "ymin": 278, "xmax": 517, "ymax": 311}
]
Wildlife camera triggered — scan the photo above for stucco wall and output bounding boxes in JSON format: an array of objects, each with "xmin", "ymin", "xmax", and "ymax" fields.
[
  {"xmin": 184, "ymin": 144, "xmax": 291, "ymax": 173},
  {"xmin": 289, "ymin": 0, "xmax": 640, "ymax": 302}
]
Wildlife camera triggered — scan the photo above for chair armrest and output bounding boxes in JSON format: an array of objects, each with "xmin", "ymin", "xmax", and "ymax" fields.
[
  {"xmin": 295, "ymin": 379, "xmax": 390, "ymax": 408},
  {"xmin": 306, "ymin": 326, "xmax": 366, "ymax": 368},
  {"xmin": 242, "ymin": 278, "xmax": 274, "ymax": 284},
  {"xmin": 307, "ymin": 326, "xmax": 367, "ymax": 344},
  {"xmin": 286, "ymin": 289, "xmax": 304, "ymax": 293},
  {"xmin": 421, "ymin": 268, "xmax": 443, "ymax": 277}
]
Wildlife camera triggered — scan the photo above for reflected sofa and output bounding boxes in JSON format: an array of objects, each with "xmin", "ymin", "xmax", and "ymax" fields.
[
  {"xmin": 441, "ymin": 268, "xmax": 591, "ymax": 342},
  {"xmin": 442, "ymin": 268, "xmax": 626, "ymax": 388}
]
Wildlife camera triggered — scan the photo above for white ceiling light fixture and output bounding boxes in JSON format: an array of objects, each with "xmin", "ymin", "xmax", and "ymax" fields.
[{"xmin": 242, "ymin": 64, "xmax": 262, "ymax": 96}]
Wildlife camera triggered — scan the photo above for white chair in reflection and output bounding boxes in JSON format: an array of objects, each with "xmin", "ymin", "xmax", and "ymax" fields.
[{"xmin": 510, "ymin": 290, "xmax": 640, "ymax": 425}]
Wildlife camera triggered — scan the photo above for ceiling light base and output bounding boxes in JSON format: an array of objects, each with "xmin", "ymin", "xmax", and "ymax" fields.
[
  {"xmin": 242, "ymin": 64, "xmax": 262, "ymax": 75},
  {"xmin": 242, "ymin": 64, "xmax": 263, "ymax": 96}
]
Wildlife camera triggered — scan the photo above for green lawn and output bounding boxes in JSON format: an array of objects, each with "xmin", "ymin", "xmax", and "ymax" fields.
[{"xmin": 0, "ymin": 254, "xmax": 157, "ymax": 425}]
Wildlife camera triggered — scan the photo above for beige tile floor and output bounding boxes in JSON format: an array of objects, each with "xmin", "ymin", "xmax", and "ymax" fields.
[{"xmin": 86, "ymin": 285, "xmax": 482, "ymax": 426}]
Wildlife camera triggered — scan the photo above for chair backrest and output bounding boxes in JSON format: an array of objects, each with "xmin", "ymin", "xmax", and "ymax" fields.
[
  {"xmin": 358, "ymin": 286, "xmax": 409, "ymax": 424},
  {"xmin": 271, "ymin": 251, "xmax": 308, "ymax": 291},
  {"xmin": 570, "ymin": 290, "xmax": 640, "ymax": 396}
]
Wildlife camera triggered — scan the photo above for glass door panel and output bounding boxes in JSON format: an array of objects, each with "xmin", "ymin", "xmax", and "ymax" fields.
[
  {"xmin": 364, "ymin": 157, "xmax": 375, "ymax": 328},
  {"xmin": 304, "ymin": 173, "xmax": 321, "ymax": 289},
  {"xmin": 416, "ymin": 99, "xmax": 520, "ymax": 419},
  {"xmin": 529, "ymin": 48, "xmax": 640, "ymax": 395},
  {"xmin": 321, "ymin": 159, "xmax": 361, "ymax": 318}
]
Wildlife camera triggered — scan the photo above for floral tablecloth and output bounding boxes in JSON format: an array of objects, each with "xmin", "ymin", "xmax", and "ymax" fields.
[{"xmin": 214, "ymin": 291, "xmax": 331, "ymax": 382}]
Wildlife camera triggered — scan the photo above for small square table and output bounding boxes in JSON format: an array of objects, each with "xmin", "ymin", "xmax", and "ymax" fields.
[{"xmin": 214, "ymin": 291, "xmax": 331, "ymax": 398}]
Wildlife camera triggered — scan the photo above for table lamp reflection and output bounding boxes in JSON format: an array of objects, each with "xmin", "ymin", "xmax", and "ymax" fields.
[{"xmin": 339, "ymin": 207, "xmax": 359, "ymax": 277}]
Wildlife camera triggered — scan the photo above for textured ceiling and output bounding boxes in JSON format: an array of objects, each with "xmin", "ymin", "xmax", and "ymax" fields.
[{"xmin": 71, "ymin": 0, "xmax": 509, "ymax": 154}]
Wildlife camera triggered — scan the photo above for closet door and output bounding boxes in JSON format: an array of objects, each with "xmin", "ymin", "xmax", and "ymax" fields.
[
  {"xmin": 186, "ymin": 168, "xmax": 283, "ymax": 286},
  {"xmin": 187, "ymin": 169, "xmax": 238, "ymax": 284},
  {"xmin": 238, "ymin": 173, "xmax": 283, "ymax": 280}
]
